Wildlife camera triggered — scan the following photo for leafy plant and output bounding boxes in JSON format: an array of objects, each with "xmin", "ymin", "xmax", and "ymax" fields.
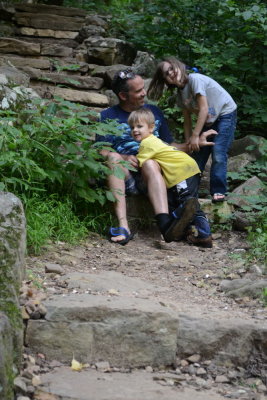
[{"xmin": 0, "ymin": 97, "xmax": 122, "ymax": 204}]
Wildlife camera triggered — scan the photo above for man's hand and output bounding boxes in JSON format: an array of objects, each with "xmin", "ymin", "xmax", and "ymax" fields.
[
  {"xmin": 122, "ymin": 154, "xmax": 139, "ymax": 169},
  {"xmin": 199, "ymin": 129, "xmax": 218, "ymax": 147}
]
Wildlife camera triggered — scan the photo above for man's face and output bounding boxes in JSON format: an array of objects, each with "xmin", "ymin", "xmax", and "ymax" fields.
[{"xmin": 122, "ymin": 76, "xmax": 146, "ymax": 111}]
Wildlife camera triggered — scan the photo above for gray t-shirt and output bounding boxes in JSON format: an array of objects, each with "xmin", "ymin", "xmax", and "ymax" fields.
[{"xmin": 176, "ymin": 73, "xmax": 237, "ymax": 125}]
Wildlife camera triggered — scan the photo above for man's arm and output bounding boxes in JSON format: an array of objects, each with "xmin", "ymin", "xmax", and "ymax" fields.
[{"xmin": 171, "ymin": 129, "xmax": 217, "ymax": 153}]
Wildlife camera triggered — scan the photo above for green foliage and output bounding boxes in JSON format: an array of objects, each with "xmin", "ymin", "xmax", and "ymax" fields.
[
  {"xmin": 107, "ymin": 0, "xmax": 266, "ymax": 137},
  {"xmin": 0, "ymin": 97, "xmax": 121, "ymax": 204},
  {"xmin": 24, "ymin": 194, "xmax": 89, "ymax": 254},
  {"xmin": 246, "ymin": 212, "xmax": 267, "ymax": 271}
]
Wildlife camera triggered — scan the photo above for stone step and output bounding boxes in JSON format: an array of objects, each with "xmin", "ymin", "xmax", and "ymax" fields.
[
  {"xmin": 14, "ymin": 3, "xmax": 88, "ymax": 18},
  {"xmin": 25, "ymin": 272, "xmax": 267, "ymax": 370},
  {"xmin": 14, "ymin": 12, "xmax": 85, "ymax": 31},
  {"xmin": 34, "ymin": 368, "xmax": 228, "ymax": 400},
  {"xmin": 21, "ymin": 66, "xmax": 104, "ymax": 90}
]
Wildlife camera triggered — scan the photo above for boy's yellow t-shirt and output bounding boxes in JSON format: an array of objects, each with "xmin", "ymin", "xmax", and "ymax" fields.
[{"xmin": 137, "ymin": 135, "xmax": 200, "ymax": 188}]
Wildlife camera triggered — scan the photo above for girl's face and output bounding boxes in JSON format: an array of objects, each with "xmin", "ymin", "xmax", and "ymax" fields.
[
  {"xmin": 131, "ymin": 120, "xmax": 154, "ymax": 142},
  {"xmin": 162, "ymin": 62, "xmax": 183, "ymax": 87}
]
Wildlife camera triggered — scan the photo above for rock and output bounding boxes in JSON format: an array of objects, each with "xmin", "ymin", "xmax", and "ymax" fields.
[
  {"xmin": 196, "ymin": 368, "xmax": 206, "ymax": 376},
  {"xmin": 187, "ymin": 354, "xmax": 201, "ymax": 363},
  {"xmin": 45, "ymin": 263, "xmax": 64, "ymax": 275},
  {"xmin": 215, "ymin": 375, "xmax": 230, "ymax": 383},
  {"xmin": 18, "ymin": 27, "xmax": 79, "ymax": 40},
  {"xmin": 15, "ymin": 3, "xmax": 87, "ymax": 16},
  {"xmin": 229, "ymin": 135, "xmax": 267, "ymax": 158},
  {"xmin": 199, "ymin": 199, "xmax": 234, "ymax": 224},
  {"xmin": 14, "ymin": 376, "xmax": 27, "ymax": 394},
  {"xmin": 0, "ymin": 37, "xmax": 40, "ymax": 55},
  {"xmin": 85, "ymin": 37, "xmax": 137, "ymax": 66},
  {"xmin": 15, "ymin": 12, "xmax": 85, "ymax": 31},
  {"xmin": 229, "ymin": 176, "xmax": 265, "ymax": 208},
  {"xmin": 221, "ymin": 279, "xmax": 267, "ymax": 298},
  {"xmin": 21, "ymin": 67, "xmax": 104, "ymax": 90},
  {"xmin": 228, "ymin": 153, "xmax": 256, "ymax": 176},
  {"xmin": 25, "ymin": 293, "xmax": 178, "ymax": 368},
  {"xmin": 0, "ymin": 65, "xmax": 30, "ymax": 86},
  {"xmin": 40, "ymin": 43, "xmax": 73, "ymax": 57},
  {"xmin": 132, "ymin": 51, "xmax": 157, "ymax": 78},
  {"xmin": 1, "ymin": 55, "xmax": 50, "ymax": 70},
  {"xmin": 52, "ymin": 87, "xmax": 109, "ymax": 106},
  {"xmin": 95, "ymin": 361, "xmax": 110, "ymax": 371}
]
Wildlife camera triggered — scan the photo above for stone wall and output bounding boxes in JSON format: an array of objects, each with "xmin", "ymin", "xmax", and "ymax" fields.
[{"xmin": 0, "ymin": 192, "xmax": 26, "ymax": 400}]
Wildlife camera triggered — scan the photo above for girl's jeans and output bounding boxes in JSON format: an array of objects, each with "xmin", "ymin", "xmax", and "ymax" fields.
[
  {"xmin": 193, "ymin": 109, "xmax": 237, "ymax": 195},
  {"xmin": 168, "ymin": 174, "xmax": 211, "ymax": 239}
]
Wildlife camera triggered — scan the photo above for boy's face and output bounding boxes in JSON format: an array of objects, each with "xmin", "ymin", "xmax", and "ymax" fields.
[{"xmin": 131, "ymin": 120, "xmax": 154, "ymax": 142}]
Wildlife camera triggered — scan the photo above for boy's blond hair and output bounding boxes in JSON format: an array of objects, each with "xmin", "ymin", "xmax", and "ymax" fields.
[{"xmin": 128, "ymin": 107, "xmax": 155, "ymax": 127}]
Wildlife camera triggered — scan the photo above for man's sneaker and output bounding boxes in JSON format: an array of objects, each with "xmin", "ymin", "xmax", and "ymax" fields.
[
  {"xmin": 164, "ymin": 197, "xmax": 198, "ymax": 243},
  {"xmin": 187, "ymin": 234, "xmax": 213, "ymax": 248}
]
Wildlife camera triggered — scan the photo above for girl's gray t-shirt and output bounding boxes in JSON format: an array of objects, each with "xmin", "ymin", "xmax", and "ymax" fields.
[{"xmin": 176, "ymin": 73, "xmax": 237, "ymax": 125}]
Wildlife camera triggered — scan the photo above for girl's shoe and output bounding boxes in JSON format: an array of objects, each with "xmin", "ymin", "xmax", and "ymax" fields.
[{"xmin": 212, "ymin": 193, "xmax": 225, "ymax": 203}]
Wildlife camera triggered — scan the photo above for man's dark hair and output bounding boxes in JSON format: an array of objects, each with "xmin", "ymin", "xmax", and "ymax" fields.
[{"xmin": 111, "ymin": 69, "xmax": 137, "ymax": 96}]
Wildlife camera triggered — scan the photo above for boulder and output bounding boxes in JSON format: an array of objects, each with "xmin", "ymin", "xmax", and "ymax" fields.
[
  {"xmin": 229, "ymin": 135, "xmax": 266, "ymax": 158},
  {"xmin": 132, "ymin": 51, "xmax": 157, "ymax": 78},
  {"xmin": 0, "ymin": 65, "xmax": 30, "ymax": 86},
  {"xmin": 85, "ymin": 37, "xmax": 137, "ymax": 66},
  {"xmin": 0, "ymin": 192, "xmax": 26, "ymax": 399},
  {"xmin": 228, "ymin": 176, "xmax": 266, "ymax": 208}
]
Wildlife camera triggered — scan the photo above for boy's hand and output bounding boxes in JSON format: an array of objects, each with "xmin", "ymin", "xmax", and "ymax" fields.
[
  {"xmin": 122, "ymin": 154, "xmax": 139, "ymax": 169},
  {"xmin": 199, "ymin": 129, "xmax": 218, "ymax": 147}
]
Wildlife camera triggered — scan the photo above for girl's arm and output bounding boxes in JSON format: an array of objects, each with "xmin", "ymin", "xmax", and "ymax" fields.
[
  {"xmin": 188, "ymin": 94, "xmax": 209, "ymax": 152},
  {"xmin": 183, "ymin": 108, "xmax": 192, "ymax": 142}
]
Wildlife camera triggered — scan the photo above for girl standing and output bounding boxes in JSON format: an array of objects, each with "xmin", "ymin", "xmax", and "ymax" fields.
[{"xmin": 148, "ymin": 57, "xmax": 237, "ymax": 202}]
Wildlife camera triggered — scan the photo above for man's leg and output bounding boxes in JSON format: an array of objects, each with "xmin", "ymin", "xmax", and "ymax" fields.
[{"xmin": 106, "ymin": 152, "xmax": 131, "ymax": 242}]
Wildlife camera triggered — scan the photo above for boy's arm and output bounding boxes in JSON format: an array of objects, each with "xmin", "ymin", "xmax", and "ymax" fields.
[{"xmin": 137, "ymin": 143, "xmax": 157, "ymax": 168}]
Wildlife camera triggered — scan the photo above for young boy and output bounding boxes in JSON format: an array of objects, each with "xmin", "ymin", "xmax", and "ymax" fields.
[{"xmin": 128, "ymin": 107, "xmax": 212, "ymax": 248}]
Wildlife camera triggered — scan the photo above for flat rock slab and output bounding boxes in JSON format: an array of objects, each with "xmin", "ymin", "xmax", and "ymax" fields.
[
  {"xmin": 35, "ymin": 367, "xmax": 227, "ymax": 400},
  {"xmin": 59, "ymin": 271, "xmax": 167, "ymax": 295},
  {"xmin": 25, "ymin": 293, "xmax": 178, "ymax": 367}
]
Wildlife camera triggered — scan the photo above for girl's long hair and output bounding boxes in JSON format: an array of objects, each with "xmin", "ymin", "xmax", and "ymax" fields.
[{"xmin": 147, "ymin": 57, "xmax": 189, "ymax": 100}]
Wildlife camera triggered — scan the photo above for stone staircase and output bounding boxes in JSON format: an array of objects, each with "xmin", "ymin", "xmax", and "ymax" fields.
[{"xmin": 0, "ymin": 2, "xmax": 138, "ymax": 110}]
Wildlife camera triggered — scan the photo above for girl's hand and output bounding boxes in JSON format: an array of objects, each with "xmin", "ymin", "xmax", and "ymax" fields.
[
  {"xmin": 199, "ymin": 130, "xmax": 218, "ymax": 147},
  {"xmin": 188, "ymin": 135, "xmax": 200, "ymax": 152}
]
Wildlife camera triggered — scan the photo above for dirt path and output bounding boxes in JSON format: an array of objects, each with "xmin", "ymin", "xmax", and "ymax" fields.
[{"xmin": 26, "ymin": 229, "xmax": 265, "ymax": 321}]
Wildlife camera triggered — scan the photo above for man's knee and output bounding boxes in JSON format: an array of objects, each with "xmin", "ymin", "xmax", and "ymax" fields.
[{"xmin": 107, "ymin": 151, "xmax": 123, "ymax": 163}]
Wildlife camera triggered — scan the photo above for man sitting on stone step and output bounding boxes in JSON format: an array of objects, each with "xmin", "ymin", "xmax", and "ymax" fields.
[{"xmin": 96, "ymin": 68, "xmax": 216, "ymax": 246}]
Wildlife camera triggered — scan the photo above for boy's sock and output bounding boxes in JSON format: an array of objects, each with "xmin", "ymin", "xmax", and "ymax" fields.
[{"xmin": 155, "ymin": 213, "xmax": 172, "ymax": 235}]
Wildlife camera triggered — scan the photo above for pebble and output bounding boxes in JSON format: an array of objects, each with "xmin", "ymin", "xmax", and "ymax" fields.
[
  {"xmin": 187, "ymin": 354, "xmax": 201, "ymax": 363},
  {"xmin": 215, "ymin": 374, "xmax": 230, "ymax": 383}
]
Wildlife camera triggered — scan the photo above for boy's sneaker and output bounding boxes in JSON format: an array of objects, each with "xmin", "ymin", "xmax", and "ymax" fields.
[
  {"xmin": 164, "ymin": 197, "xmax": 198, "ymax": 242},
  {"xmin": 187, "ymin": 234, "xmax": 213, "ymax": 248}
]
